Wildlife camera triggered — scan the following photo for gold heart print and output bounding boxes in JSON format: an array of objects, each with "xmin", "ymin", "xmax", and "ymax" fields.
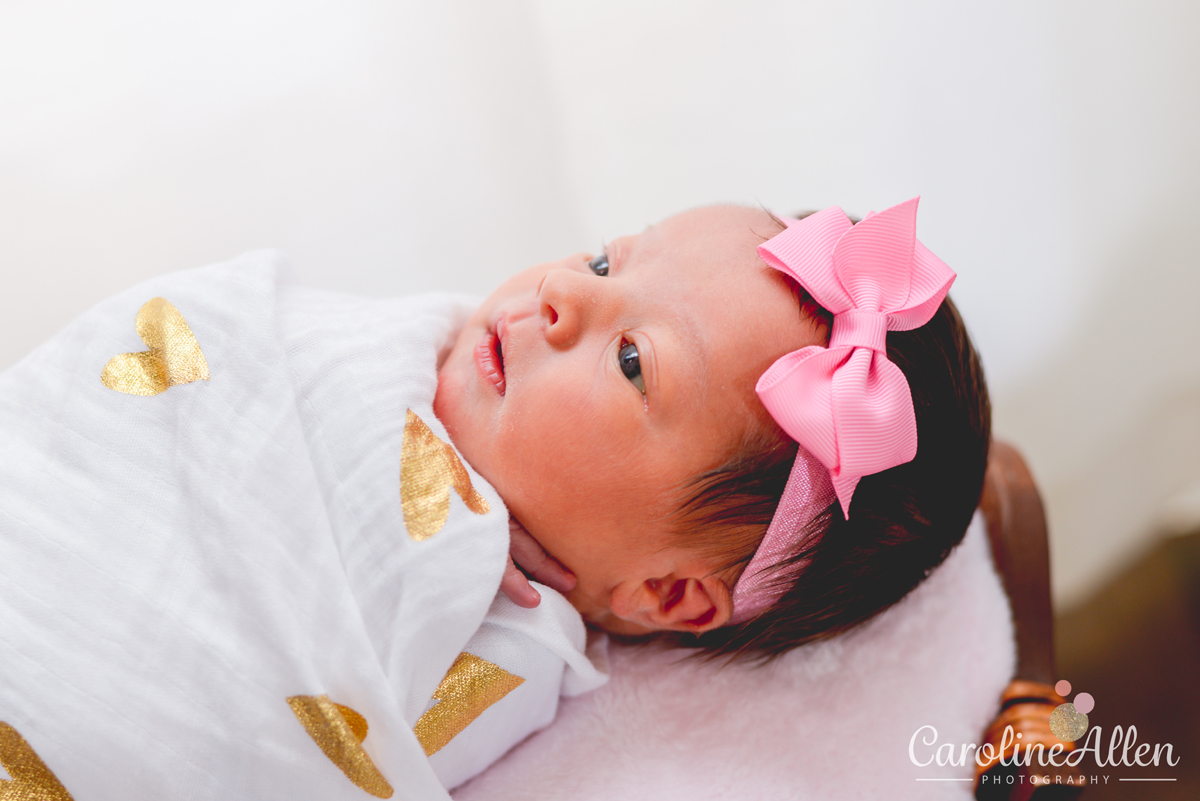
[
  {"xmin": 0, "ymin": 722, "xmax": 75, "ymax": 801},
  {"xmin": 101, "ymin": 297, "xmax": 209, "ymax": 395},
  {"xmin": 287, "ymin": 696, "xmax": 393, "ymax": 798},
  {"xmin": 400, "ymin": 410, "xmax": 490, "ymax": 541},
  {"xmin": 413, "ymin": 652, "xmax": 525, "ymax": 757}
]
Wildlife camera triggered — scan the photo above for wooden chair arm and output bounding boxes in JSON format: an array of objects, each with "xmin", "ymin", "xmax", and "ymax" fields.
[
  {"xmin": 975, "ymin": 441, "xmax": 1087, "ymax": 800},
  {"xmin": 980, "ymin": 441, "xmax": 1055, "ymax": 685}
]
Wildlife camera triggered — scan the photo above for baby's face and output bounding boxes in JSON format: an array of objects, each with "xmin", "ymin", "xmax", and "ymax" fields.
[{"xmin": 434, "ymin": 206, "xmax": 823, "ymax": 634}]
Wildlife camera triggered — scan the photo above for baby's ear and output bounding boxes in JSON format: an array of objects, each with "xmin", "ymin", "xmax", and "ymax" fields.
[{"xmin": 641, "ymin": 575, "xmax": 733, "ymax": 633}]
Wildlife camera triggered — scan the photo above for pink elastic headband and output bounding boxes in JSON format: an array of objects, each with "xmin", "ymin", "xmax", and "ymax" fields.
[{"xmin": 729, "ymin": 198, "xmax": 955, "ymax": 623}]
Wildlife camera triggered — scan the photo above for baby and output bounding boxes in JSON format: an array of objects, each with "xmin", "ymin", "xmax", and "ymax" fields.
[
  {"xmin": 0, "ymin": 198, "xmax": 988, "ymax": 798},
  {"xmin": 443, "ymin": 198, "xmax": 989, "ymax": 653}
]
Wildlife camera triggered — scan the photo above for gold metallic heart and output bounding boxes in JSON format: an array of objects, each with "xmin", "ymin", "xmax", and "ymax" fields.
[
  {"xmin": 101, "ymin": 297, "xmax": 209, "ymax": 395},
  {"xmin": 287, "ymin": 696, "xmax": 393, "ymax": 798},
  {"xmin": 400, "ymin": 410, "xmax": 490, "ymax": 541},
  {"xmin": 1048, "ymin": 702, "xmax": 1089, "ymax": 742},
  {"xmin": 413, "ymin": 652, "xmax": 524, "ymax": 756},
  {"xmin": 0, "ymin": 722, "xmax": 75, "ymax": 801}
]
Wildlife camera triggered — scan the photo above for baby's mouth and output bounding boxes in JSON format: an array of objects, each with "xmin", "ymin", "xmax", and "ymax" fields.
[{"xmin": 474, "ymin": 320, "xmax": 507, "ymax": 395}]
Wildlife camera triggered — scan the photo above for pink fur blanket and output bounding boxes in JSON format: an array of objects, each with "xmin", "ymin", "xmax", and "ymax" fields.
[{"xmin": 454, "ymin": 512, "xmax": 1014, "ymax": 800}]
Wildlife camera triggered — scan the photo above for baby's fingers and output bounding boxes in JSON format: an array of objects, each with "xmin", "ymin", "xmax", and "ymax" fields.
[
  {"xmin": 509, "ymin": 518, "xmax": 577, "ymax": 594},
  {"xmin": 500, "ymin": 554, "xmax": 541, "ymax": 608}
]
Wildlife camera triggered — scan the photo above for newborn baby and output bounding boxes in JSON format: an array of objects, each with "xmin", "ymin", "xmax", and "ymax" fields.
[
  {"xmin": 0, "ymin": 201, "xmax": 989, "ymax": 799},
  {"xmin": 437, "ymin": 204, "xmax": 827, "ymax": 635}
]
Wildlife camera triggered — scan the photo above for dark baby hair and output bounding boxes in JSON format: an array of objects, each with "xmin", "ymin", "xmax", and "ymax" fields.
[{"xmin": 671, "ymin": 212, "xmax": 992, "ymax": 660}]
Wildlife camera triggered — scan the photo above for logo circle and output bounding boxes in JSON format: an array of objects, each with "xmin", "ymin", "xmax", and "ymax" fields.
[{"xmin": 1049, "ymin": 702, "xmax": 1089, "ymax": 741}]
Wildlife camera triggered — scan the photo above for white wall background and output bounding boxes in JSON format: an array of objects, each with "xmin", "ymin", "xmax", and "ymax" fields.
[{"xmin": 2, "ymin": 0, "xmax": 1197, "ymax": 608}]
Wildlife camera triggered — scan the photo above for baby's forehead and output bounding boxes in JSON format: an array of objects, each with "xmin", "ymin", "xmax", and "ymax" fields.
[
  {"xmin": 651, "ymin": 203, "xmax": 780, "ymax": 234},
  {"xmin": 634, "ymin": 205, "xmax": 782, "ymax": 268},
  {"xmin": 630, "ymin": 204, "xmax": 813, "ymax": 412}
]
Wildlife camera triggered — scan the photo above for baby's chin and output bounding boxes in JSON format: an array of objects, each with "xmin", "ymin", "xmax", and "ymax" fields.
[{"xmin": 432, "ymin": 339, "xmax": 489, "ymax": 468}]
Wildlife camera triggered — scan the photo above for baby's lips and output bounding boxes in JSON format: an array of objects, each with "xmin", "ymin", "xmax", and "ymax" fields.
[
  {"xmin": 495, "ymin": 318, "xmax": 509, "ymax": 384},
  {"xmin": 473, "ymin": 329, "xmax": 506, "ymax": 395}
]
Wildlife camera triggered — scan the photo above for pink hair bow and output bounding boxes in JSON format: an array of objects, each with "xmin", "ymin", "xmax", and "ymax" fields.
[
  {"xmin": 730, "ymin": 198, "xmax": 954, "ymax": 622},
  {"xmin": 757, "ymin": 197, "xmax": 954, "ymax": 517}
]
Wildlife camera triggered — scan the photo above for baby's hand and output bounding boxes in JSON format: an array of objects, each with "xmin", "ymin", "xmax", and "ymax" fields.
[{"xmin": 501, "ymin": 516, "xmax": 576, "ymax": 608}]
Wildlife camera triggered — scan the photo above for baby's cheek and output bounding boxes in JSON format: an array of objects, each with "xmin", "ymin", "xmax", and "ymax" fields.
[{"xmin": 432, "ymin": 367, "xmax": 463, "ymax": 434}]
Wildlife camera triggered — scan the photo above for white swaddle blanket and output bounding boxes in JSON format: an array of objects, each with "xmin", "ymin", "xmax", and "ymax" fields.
[{"xmin": 0, "ymin": 251, "xmax": 605, "ymax": 799}]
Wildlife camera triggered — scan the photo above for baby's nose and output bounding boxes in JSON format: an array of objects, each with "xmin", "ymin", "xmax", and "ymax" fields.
[{"xmin": 539, "ymin": 269, "xmax": 597, "ymax": 347}]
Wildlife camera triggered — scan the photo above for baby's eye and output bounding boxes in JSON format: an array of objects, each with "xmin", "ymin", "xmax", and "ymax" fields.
[
  {"xmin": 588, "ymin": 253, "xmax": 609, "ymax": 276},
  {"xmin": 618, "ymin": 338, "xmax": 645, "ymax": 394}
]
